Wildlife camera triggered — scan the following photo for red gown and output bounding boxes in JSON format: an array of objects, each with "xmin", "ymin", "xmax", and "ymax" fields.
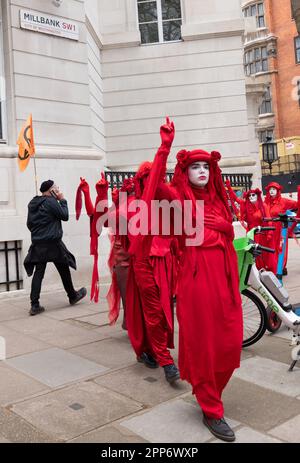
[
  {"xmin": 264, "ymin": 183, "xmax": 299, "ymax": 271},
  {"xmin": 126, "ymin": 141, "xmax": 178, "ymax": 367},
  {"xmin": 139, "ymin": 147, "xmax": 243, "ymax": 419}
]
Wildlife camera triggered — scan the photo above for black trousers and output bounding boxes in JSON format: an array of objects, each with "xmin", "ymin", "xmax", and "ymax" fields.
[{"xmin": 30, "ymin": 262, "xmax": 76, "ymax": 305}]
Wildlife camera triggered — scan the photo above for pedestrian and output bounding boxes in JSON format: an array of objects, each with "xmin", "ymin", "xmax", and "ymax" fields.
[{"xmin": 24, "ymin": 180, "xmax": 87, "ymax": 315}]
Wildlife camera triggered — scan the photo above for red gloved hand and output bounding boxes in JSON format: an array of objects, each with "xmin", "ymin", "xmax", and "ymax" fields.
[
  {"xmin": 79, "ymin": 177, "xmax": 90, "ymax": 194},
  {"xmin": 96, "ymin": 172, "xmax": 109, "ymax": 196},
  {"xmin": 111, "ymin": 187, "xmax": 119, "ymax": 205},
  {"xmin": 160, "ymin": 116, "xmax": 175, "ymax": 148},
  {"xmin": 225, "ymin": 179, "xmax": 231, "ymax": 188}
]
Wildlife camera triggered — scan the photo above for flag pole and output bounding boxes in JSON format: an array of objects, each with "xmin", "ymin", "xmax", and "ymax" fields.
[{"xmin": 33, "ymin": 156, "xmax": 38, "ymax": 196}]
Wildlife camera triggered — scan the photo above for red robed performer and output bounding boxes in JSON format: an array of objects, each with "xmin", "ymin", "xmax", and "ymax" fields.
[
  {"xmin": 126, "ymin": 118, "xmax": 180, "ymax": 383},
  {"xmin": 75, "ymin": 173, "xmax": 109, "ymax": 303},
  {"xmin": 142, "ymin": 119, "xmax": 243, "ymax": 442},
  {"xmin": 264, "ymin": 182, "xmax": 300, "ymax": 274},
  {"xmin": 226, "ymin": 181, "xmax": 276, "ymax": 272}
]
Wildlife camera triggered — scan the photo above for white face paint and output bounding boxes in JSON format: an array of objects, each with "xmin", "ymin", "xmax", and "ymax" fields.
[
  {"xmin": 188, "ymin": 161, "xmax": 210, "ymax": 187},
  {"xmin": 269, "ymin": 187, "xmax": 278, "ymax": 197},
  {"xmin": 249, "ymin": 193, "xmax": 258, "ymax": 203}
]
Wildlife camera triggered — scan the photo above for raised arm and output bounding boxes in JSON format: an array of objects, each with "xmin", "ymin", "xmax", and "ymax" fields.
[
  {"xmin": 142, "ymin": 116, "xmax": 175, "ymax": 204},
  {"xmin": 75, "ymin": 177, "xmax": 94, "ymax": 220}
]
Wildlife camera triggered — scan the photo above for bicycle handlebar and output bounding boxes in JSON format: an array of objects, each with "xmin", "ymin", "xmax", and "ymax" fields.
[
  {"xmin": 263, "ymin": 216, "xmax": 300, "ymax": 223},
  {"xmin": 257, "ymin": 244, "xmax": 275, "ymax": 254},
  {"xmin": 254, "ymin": 226, "xmax": 276, "ymax": 233}
]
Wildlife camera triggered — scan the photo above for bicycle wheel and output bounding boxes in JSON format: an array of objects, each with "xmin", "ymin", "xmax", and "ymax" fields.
[
  {"xmin": 242, "ymin": 289, "xmax": 268, "ymax": 348},
  {"xmin": 265, "ymin": 306, "xmax": 282, "ymax": 333}
]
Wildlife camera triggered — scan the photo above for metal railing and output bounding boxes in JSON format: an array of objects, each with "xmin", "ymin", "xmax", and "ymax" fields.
[
  {"xmin": 105, "ymin": 171, "xmax": 253, "ymax": 192},
  {"xmin": 0, "ymin": 241, "xmax": 23, "ymax": 293}
]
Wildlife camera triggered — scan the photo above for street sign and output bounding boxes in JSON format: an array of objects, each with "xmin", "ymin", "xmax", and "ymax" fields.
[{"xmin": 20, "ymin": 9, "xmax": 79, "ymax": 41}]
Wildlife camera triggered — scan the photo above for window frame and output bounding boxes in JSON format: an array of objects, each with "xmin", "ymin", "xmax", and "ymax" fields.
[
  {"xmin": 259, "ymin": 86, "xmax": 273, "ymax": 115},
  {"xmin": 243, "ymin": 2, "xmax": 266, "ymax": 29},
  {"xmin": 137, "ymin": 0, "xmax": 182, "ymax": 45},
  {"xmin": 244, "ymin": 45, "xmax": 268, "ymax": 76},
  {"xmin": 258, "ymin": 129, "xmax": 274, "ymax": 143}
]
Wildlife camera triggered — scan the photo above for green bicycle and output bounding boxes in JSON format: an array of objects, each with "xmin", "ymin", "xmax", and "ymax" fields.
[{"xmin": 234, "ymin": 226, "xmax": 300, "ymax": 370}]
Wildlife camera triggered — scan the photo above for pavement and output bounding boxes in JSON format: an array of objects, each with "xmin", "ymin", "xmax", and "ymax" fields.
[{"xmin": 0, "ymin": 241, "xmax": 299, "ymax": 444}]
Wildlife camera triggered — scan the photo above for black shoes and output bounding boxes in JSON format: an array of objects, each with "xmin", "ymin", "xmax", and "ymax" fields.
[
  {"xmin": 69, "ymin": 287, "xmax": 87, "ymax": 305},
  {"xmin": 203, "ymin": 415, "xmax": 236, "ymax": 442},
  {"xmin": 137, "ymin": 352, "xmax": 159, "ymax": 369},
  {"xmin": 163, "ymin": 364, "xmax": 180, "ymax": 384},
  {"xmin": 29, "ymin": 303, "xmax": 45, "ymax": 316}
]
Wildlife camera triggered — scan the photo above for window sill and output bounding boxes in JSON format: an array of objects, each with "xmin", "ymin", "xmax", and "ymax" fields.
[
  {"xmin": 140, "ymin": 39, "xmax": 183, "ymax": 46},
  {"xmin": 258, "ymin": 113, "xmax": 274, "ymax": 118}
]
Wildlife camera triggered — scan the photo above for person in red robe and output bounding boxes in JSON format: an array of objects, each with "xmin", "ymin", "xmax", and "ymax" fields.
[
  {"xmin": 106, "ymin": 178, "xmax": 135, "ymax": 330},
  {"xmin": 143, "ymin": 122, "xmax": 243, "ymax": 441},
  {"xmin": 264, "ymin": 182, "xmax": 299, "ymax": 274},
  {"xmin": 125, "ymin": 118, "xmax": 180, "ymax": 383},
  {"xmin": 226, "ymin": 181, "xmax": 276, "ymax": 272},
  {"xmin": 76, "ymin": 175, "xmax": 136, "ymax": 330}
]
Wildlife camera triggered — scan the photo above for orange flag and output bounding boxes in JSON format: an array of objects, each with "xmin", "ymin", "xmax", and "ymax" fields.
[{"xmin": 17, "ymin": 114, "xmax": 35, "ymax": 172}]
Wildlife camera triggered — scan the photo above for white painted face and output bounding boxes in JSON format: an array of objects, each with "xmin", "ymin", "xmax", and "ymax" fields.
[
  {"xmin": 269, "ymin": 187, "xmax": 278, "ymax": 197},
  {"xmin": 188, "ymin": 161, "xmax": 210, "ymax": 187},
  {"xmin": 249, "ymin": 193, "xmax": 258, "ymax": 203}
]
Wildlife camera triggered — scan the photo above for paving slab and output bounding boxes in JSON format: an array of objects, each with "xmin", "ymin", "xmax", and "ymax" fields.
[
  {"xmin": 43, "ymin": 305, "xmax": 101, "ymax": 321},
  {"xmin": 0, "ymin": 324, "xmax": 51, "ymax": 359},
  {"xmin": 6, "ymin": 348, "xmax": 108, "ymax": 388},
  {"xmin": 234, "ymin": 356, "xmax": 300, "ymax": 397},
  {"xmin": 0, "ymin": 435, "xmax": 10, "ymax": 443},
  {"xmin": 0, "ymin": 407, "xmax": 59, "ymax": 443},
  {"xmin": 94, "ymin": 363, "xmax": 190, "ymax": 407},
  {"xmin": 75, "ymin": 312, "xmax": 111, "ymax": 327},
  {"xmin": 243, "ymin": 333, "xmax": 294, "ymax": 365},
  {"xmin": 69, "ymin": 337, "xmax": 136, "ymax": 369},
  {"xmin": 11, "ymin": 382, "xmax": 142, "ymax": 441},
  {"xmin": 0, "ymin": 304, "xmax": 27, "ymax": 322},
  {"xmin": 0, "ymin": 362, "xmax": 49, "ymax": 406},
  {"xmin": 269, "ymin": 414, "xmax": 300, "ymax": 442},
  {"xmin": 2, "ymin": 316, "xmax": 109, "ymax": 349},
  {"xmin": 211, "ymin": 427, "xmax": 283, "ymax": 443},
  {"xmin": 220, "ymin": 377, "xmax": 300, "ymax": 432},
  {"xmin": 120, "ymin": 399, "xmax": 239, "ymax": 443},
  {"xmin": 69, "ymin": 424, "xmax": 148, "ymax": 443}
]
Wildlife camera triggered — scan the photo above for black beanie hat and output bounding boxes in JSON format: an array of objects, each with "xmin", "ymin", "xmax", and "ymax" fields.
[{"xmin": 40, "ymin": 180, "xmax": 54, "ymax": 193}]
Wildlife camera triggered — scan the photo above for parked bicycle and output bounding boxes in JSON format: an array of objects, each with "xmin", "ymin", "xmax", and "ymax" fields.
[{"xmin": 234, "ymin": 224, "xmax": 300, "ymax": 371}]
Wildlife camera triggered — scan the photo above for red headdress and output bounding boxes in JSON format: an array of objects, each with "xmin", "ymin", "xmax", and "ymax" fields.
[
  {"xmin": 265, "ymin": 182, "xmax": 283, "ymax": 205},
  {"xmin": 242, "ymin": 188, "xmax": 267, "ymax": 219},
  {"xmin": 133, "ymin": 161, "xmax": 152, "ymax": 199}
]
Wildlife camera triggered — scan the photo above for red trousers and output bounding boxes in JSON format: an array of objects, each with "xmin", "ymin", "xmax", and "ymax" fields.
[
  {"xmin": 194, "ymin": 369, "xmax": 235, "ymax": 419},
  {"xmin": 133, "ymin": 258, "xmax": 174, "ymax": 367}
]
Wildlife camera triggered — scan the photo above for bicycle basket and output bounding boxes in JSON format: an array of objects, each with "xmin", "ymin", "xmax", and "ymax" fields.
[{"xmin": 233, "ymin": 237, "xmax": 253, "ymax": 290}]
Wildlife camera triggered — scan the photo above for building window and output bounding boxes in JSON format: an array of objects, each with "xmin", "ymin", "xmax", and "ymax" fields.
[
  {"xmin": 295, "ymin": 36, "xmax": 300, "ymax": 63},
  {"xmin": 243, "ymin": 2, "xmax": 265, "ymax": 28},
  {"xmin": 244, "ymin": 46, "xmax": 268, "ymax": 75},
  {"xmin": 137, "ymin": 0, "xmax": 182, "ymax": 44},
  {"xmin": 0, "ymin": 241, "xmax": 23, "ymax": 293},
  {"xmin": 259, "ymin": 86, "xmax": 273, "ymax": 114},
  {"xmin": 258, "ymin": 129, "xmax": 274, "ymax": 143}
]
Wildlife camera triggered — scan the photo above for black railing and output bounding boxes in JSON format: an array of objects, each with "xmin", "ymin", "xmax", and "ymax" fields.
[
  {"xmin": 0, "ymin": 241, "xmax": 23, "ymax": 293},
  {"xmin": 105, "ymin": 171, "xmax": 253, "ymax": 191}
]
